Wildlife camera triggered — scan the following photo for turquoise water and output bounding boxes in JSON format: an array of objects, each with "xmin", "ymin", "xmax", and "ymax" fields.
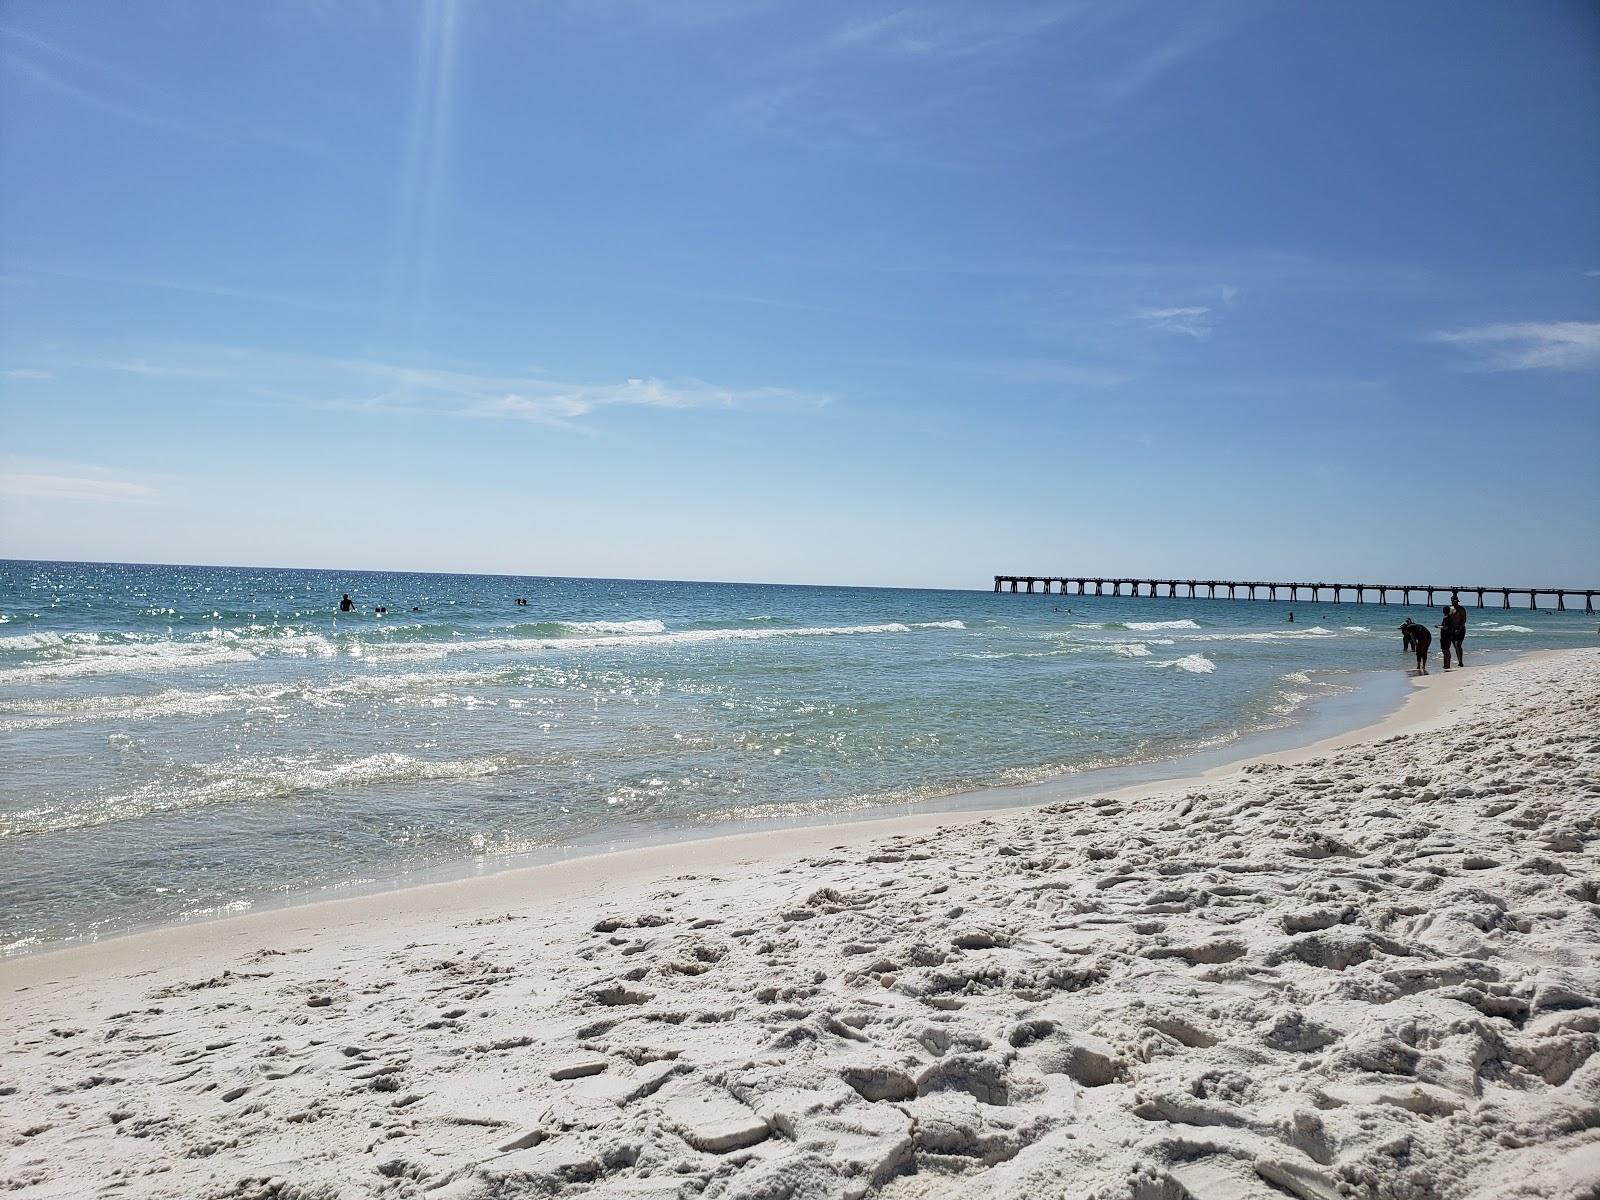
[{"xmin": 3, "ymin": 559, "xmax": 1595, "ymax": 952}]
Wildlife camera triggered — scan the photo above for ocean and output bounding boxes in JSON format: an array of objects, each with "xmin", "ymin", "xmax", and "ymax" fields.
[{"xmin": 3, "ymin": 559, "xmax": 1595, "ymax": 953}]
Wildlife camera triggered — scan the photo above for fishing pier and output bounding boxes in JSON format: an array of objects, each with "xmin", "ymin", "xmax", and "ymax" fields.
[{"xmin": 992, "ymin": 576, "xmax": 1597, "ymax": 613}]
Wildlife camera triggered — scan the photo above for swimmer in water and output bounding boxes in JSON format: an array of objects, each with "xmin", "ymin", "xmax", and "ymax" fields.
[{"xmin": 338, "ymin": 593, "xmax": 353, "ymax": 613}]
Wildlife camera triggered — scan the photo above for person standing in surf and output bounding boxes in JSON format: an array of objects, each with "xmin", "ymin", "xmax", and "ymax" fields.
[
  {"xmin": 1406, "ymin": 619, "xmax": 1432, "ymax": 672},
  {"xmin": 1400, "ymin": 618, "xmax": 1431, "ymax": 671},
  {"xmin": 1441, "ymin": 593, "xmax": 1467, "ymax": 668}
]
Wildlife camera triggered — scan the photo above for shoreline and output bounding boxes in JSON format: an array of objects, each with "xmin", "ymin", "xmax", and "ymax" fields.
[
  {"xmin": 0, "ymin": 654, "xmax": 1403, "ymax": 961},
  {"xmin": 0, "ymin": 647, "xmax": 1529, "ymax": 988},
  {"xmin": 2, "ymin": 647, "xmax": 1594, "ymax": 1198}
]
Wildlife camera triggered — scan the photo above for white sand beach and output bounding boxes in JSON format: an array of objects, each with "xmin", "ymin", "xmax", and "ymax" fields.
[{"xmin": 2, "ymin": 649, "xmax": 1597, "ymax": 1199}]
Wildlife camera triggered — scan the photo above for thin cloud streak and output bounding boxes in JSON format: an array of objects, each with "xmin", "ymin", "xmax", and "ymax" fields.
[
  {"xmin": 1135, "ymin": 305, "xmax": 1214, "ymax": 340},
  {"xmin": 0, "ymin": 26, "xmax": 333, "ymax": 161},
  {"xmin": 0, "ymin": 458, "xmax": 164, "ymax": 505},
  {"xmin": 731, "ymin": 4, "xmax": 1250, "ymax": 164},
  {"xmin": 74, "ymin": 347, "xmax": 834, "ymax": 431},
  {"xmin": 1428, "ymin": 322, "xmax": 1600, "ymax": 371},
  {"xmin": 1094, "ymin": 19, "xmax": 1231, "ymax": 106},
  {"xmin": 823, "ymin": 5, "xmax": 1077, "ymax": 62},
  {"xmin": 91, "ymin": 358, "xmax": 231, "ymax": 380},
  {"xmin": 23, "ymin": 267, "xmax": 350, "ymax": 313}
]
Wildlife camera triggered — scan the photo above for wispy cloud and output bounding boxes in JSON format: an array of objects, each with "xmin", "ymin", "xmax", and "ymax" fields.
[
  {"xmin": 1133, "ymin": 284, "xmax": 1240, "ymax": 340},
  {"xmin": 0, "ymin": 23, "xmax": 333, "ymax": 160},
  {"xmin": 75, "ymin": 347, "xmax": 832, "ymax": 431},
  {"xmin": 823, "ymin": 5, "xmax": 1076, "ymax": 62},
  {"xmin": 93, "ymin": 357, "xmax": 231, "ymax": 379},
  {"xmin": 791, "ymin": 240, "xmax": 1426, "ymax": 300},
  {"xmin": 1428, "ymin": 322, "xmax": 1600, "ymax": 371},
  {"xmin": 0, "ymin": 459, "xmax": 163, "ymax": 504},
  {"xmin": 466, "ymin": 378, "xmax": 827, "ymax": 427},
  {"xmin": 1093, "ymin": 19, "xmax": 1231, "ymax": 106},
  {"xmin": 0, "ymin": 368, "xmax": 53, "ymax": 381},
  {"xmin": 729, "ymin": 4, "xmax": 1250, "ymax": 164},
  {"xmin": 1135, "ymin": 305, "xmax": 1214, "ymax": 340},
  {"xmin": 15, "ymin": 266, "xmax": 350, "ymax": 314}
]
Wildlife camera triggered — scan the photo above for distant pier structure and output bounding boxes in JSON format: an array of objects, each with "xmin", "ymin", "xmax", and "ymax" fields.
[{"xmin": 992, "ymin": 576, "xmax": 1597, "ymax": 613}]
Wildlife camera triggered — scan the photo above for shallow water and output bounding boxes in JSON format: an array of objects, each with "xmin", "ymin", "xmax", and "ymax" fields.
[{"xmin": 3, "ymin": 559, "xmax": 1595, "ymax": 951}]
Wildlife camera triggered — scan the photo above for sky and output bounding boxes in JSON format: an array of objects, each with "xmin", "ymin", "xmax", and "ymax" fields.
[{"xmin": 1, "ymin": 0, "xmax": 1597, "ymax": 590}]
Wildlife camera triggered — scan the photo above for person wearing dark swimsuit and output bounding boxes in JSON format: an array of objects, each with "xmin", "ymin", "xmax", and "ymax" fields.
[
  {"xmin": 1400, "ymin": 618, "xmax": 1430, "ymax": 671},
  {"xmin": 1442, "ymin": 594, "xmax": 1466, "ymax": 667}
]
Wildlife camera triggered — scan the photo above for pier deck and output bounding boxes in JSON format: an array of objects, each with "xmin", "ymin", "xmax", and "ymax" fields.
[{"xmin": 992, "ymin": 576, "xmax": 1596, "ymax": 612}]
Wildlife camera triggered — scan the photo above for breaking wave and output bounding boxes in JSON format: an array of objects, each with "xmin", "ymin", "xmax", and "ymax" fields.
[
  {"xmin": 555, "ymin": 619, "xmax": 666, "ymax": 635},
  {"xmin": 1152, "ymin": 654, "xmax": 1217, "ymax": 674},
  {"xmin": 1088, "ymin": 619, "xmax": 1202, "ymax": 632}
]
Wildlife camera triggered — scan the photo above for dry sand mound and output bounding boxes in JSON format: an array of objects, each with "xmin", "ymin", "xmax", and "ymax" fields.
[{"xmin": 2, "ymin": 652, "xmax": 1598, "ymax": 1199}]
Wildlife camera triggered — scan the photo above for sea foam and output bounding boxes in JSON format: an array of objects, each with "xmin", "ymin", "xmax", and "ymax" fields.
[{"xmin": 1153, "ymin": 654, "xmax": 1217, "ymax": 673}]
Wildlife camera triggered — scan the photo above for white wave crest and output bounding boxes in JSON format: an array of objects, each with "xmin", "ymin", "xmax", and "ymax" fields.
[
  {"xmin": 1182, "ymin": 629, "xmax": 1336, "ymax": 643},
  {"xmin": 0, "ymin": 752, "xmax": 517, "ymax": 838},
  {"xmin": 366, "ymin": 622, "xmax": 921, "ymax": 661},
  {"xmin": 913, "ymin": 620, "xmax": 966, "ymax": 630},
  {"xmin": 1112, "ymin": 642, "xmax": 1152, "ymax": 658},
  {"xmin": 0, "ymin": 630, "xmax": 102, "ymax": 651},
  {"xmin": 1343, "ymin": 626, "xmax": 1369, "ymax": 632},
  {"xmin": 0, "ymin": 631, "xmax": 339, "ymax": 683},
  {"xmin": 1153, "ymin": 653, "xmax": 1217, "ymax": 673},
  {"xmin": 557, "ymin": 619, "xmax": 667, "ymax": 635},
  {"xmin": 1124, "ymin": 619, "xmax": 1201, "ymax": 631}
]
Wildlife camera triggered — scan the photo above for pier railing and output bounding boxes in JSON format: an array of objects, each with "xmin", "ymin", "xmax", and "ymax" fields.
[{"xmin": 991, "ymin": 576, "xmax": 1596, "ymax": 612}]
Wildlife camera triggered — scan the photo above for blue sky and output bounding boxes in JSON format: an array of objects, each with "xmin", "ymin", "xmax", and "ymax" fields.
[{"xmin": 1, "ymin": 0, "xmax": 1596, "ymax": 588}]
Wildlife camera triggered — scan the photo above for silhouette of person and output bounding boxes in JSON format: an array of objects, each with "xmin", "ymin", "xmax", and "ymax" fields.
[
  {"xmin": 338, "ymin": 593, "xmax": 354, "ymax": 613},
  {"xmin": 1404, "ymin": 620, "xmax": 1431, "ymax": 672},
  {"xmin": 1287, "ymin": 611, "xmax": 1294, "ymax": 623},
  {"xmin": 1442, "ymin": 593, "xmax": 1467, "ymax": 667}
]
